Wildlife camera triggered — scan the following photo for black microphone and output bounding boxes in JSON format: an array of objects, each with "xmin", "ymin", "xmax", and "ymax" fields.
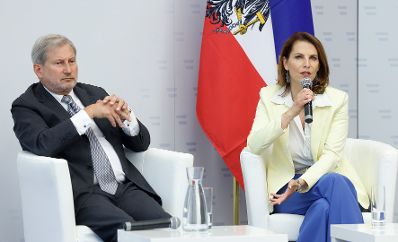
[
  {"xmin": 300, "ymin": 77, "xmax": 313, "ymax": 123},
  {"xmin": 123, "ymin": 217, "xmax": 181, "ymax": 231}
]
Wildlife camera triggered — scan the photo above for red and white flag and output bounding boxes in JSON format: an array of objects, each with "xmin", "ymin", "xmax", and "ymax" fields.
[
  {"xmin": 196, "ymin": 0, "xmax": 314, "ymax": 186},
  {"xmin": 196, "ymin": 1, "xmax": 277, "ymax": 186}
]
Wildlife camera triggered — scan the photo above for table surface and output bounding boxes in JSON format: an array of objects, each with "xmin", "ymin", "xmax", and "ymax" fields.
[
  {"xmin": 118, "ymin": 225, "xmax": 288, "ymax": 242},
  {"xmin": 331, "ymin": 223, "xmax": 398, "ymax": 242}
]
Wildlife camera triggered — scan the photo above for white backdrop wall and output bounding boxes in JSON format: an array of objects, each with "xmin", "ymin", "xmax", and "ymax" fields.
[
  {"xmin": 312, "ymin": 0, "xmax": 359, "ymax": 138},
  {"xmin": 358, "ymin": 0, "xmax": 398, "ymax": 146},
  {"xmin": 0, "ymin": 1, "xmax": 397, "ymax": 241}
]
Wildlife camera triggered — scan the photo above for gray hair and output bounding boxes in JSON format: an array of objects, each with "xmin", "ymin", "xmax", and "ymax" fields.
[{"xmin": 31, "ymin": 34, "xmax": 76, "ymax": 65}]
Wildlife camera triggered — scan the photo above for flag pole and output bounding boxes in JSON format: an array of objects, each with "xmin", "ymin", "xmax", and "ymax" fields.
[{"xmin": 233, "ymin": 177, "xmax": 239, "ymax": 225}]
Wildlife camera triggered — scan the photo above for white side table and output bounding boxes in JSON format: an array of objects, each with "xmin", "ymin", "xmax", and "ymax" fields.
[
  {"xmin": 118, "ymin": 225, "xmax": 288, "ymax": 242},
  {"xmin": 331, "ymin": 223, "xmax": 398, "ymax": 242}
]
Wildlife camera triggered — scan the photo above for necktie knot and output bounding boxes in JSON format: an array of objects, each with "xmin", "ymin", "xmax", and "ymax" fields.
[
  {"xmin": 61, "ymin": 95, "xmax": 73, "ymax": 105},
  {"xmin": 61, "ymin": 95, "xmax": 80, "ymax": 115}
]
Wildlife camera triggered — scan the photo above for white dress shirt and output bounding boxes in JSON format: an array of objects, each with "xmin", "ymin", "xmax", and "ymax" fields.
[
  {"xmin": 271, "ymin": 87, "xmax": 333, "ymax": 173},
  {"xmin": 45, "ymin": 88, "xmax": 140, "ymax": 183}
]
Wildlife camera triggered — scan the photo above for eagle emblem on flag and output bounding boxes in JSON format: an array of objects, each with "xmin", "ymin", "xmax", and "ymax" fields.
[{"xmin": 206, "ymin": 0, "xmax": 270, "ymax": 35}]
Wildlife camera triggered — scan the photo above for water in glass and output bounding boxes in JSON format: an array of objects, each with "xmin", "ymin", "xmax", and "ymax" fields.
[
  {"xmin": 371, "ymin": 186, "xmax": 386, "ymax": 229},
  {"xmin": 203, "ymin": 187, "xmax": 213, "ymax": 228}
]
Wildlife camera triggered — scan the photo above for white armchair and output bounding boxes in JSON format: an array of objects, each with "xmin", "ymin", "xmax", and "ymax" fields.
[
  {"xmin": 17, "ymin": 148, "xmax": 193, "ymax": 242},
  {"xmin": 241, "ymin": 138, "xmax": 398, "ymax": 241}
]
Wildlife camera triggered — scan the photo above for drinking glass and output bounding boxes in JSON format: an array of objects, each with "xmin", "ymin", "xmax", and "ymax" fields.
[
  {"xmin": 203, "ymin": 187, "xmax": 213, "ymax": 228},
  {"xmin": 371, "ymin": 186, "xmax": 386, "ymax": 229}
]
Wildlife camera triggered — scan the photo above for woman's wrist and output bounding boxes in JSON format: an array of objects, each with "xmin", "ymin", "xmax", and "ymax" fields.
[
  {"xmin": 296, "ymin": 178, "xmax": 307, "ymax": 192},
  {"xmin": 296, "ymin": 179, "xmax": 302, "ymax": 192}
]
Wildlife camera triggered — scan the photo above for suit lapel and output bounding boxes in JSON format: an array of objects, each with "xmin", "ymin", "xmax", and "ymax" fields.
[
  {"xmin": 73, "ymin": 85, "xmax": 96, "ymax": 107},
  {"xmin": 311, "ymin": 106, "xmax": 333, "ymax": 160},
  {"xmin": 36, "ymin": 83, "xmax": 70, "ymax": 120}
]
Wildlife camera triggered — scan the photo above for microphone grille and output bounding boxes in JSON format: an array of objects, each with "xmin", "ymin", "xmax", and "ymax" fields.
[
  {"xmin": 170, "ymin": 217, "xmax": 181, "ymax": 229},
  {"xmin": 300, "ymin": 77, "xmax": 312, "ymax": 88}
]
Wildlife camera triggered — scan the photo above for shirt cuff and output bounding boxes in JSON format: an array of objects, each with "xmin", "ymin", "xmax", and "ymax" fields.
[
  {"xmin": 122, "ymin": 110, "xmax": 140, "ymax": 136},
  {"xmin": 70, "ymin": 110, "xmax": 94, "ymax": 135}
]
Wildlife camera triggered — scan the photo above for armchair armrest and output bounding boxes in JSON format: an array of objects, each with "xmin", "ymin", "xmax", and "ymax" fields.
[
  {"xmin": 240, "ymin": 148, "xmax": 269, "ymax": 228},
  {"xmin": 125, "ymin": 148, "xmax": 194, "ymax": 219},
  {"xmin": 17, "ymin": 151, "xmax": 76, "ymax": 242}
]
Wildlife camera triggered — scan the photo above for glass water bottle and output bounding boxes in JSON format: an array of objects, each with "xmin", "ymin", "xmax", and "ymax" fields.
[{"xmin": 182, "ymin": 167, "xmax": 209, "ymax": 231}]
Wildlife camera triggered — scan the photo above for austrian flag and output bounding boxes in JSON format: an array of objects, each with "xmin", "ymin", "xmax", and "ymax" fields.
[{"xmin": 196, "ymin": 0, "xmax": 314, "ymax": 187}]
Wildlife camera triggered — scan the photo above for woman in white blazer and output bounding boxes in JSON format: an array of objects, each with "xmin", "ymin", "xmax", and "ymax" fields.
[{"xmin": 247, "ymin": 32, "xmax": 367, "ymax": 242}]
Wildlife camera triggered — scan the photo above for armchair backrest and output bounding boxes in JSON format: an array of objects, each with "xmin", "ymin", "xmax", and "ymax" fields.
[
  {"xmin": 343, "ymin": 138, "xmax": 398, "ymax": 222},
  {"xmin": 125, "ymin": 148, "xmax": 193, "ymax": 218}
]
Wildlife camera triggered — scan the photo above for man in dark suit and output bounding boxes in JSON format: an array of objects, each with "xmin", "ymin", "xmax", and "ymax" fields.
[{"xmin": 11, "ymin": 34, "xmax": 170, "ymax": 242}]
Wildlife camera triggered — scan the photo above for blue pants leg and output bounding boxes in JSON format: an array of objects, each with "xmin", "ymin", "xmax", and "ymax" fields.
[
  {"xmin": 299, "ymin": 198, "xmax": 329, "ymax": 242},
  {"xmin": 274, "ymin": 173, "xmax": 364, "ymax": 242}
]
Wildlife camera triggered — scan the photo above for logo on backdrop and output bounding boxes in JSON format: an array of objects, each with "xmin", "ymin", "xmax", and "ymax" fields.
[{"xmin": 206, "ymin": 0, "xmax": 270, "ymax": 35}]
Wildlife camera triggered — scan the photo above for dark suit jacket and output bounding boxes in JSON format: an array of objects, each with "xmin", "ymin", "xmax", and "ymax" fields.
[{"xmin": 12, "ymin": 82, "xmax": 161, "ymax": 210}]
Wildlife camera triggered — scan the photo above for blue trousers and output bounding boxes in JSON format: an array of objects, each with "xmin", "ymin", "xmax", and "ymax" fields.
[{"xmin": 274, "ymin": 173, "xmax": 364, "ymax": 242}]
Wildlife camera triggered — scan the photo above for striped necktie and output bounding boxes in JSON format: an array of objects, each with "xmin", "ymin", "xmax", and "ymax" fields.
[{"xmin": 61, "ymin": 95, "xmax": 118, "ymax": 195}]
